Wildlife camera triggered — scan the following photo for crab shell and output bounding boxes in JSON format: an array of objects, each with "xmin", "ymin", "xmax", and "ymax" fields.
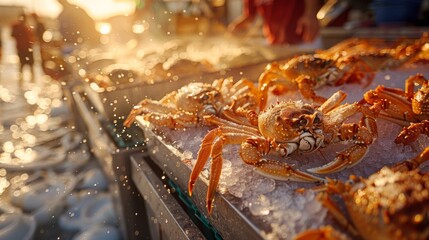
[
  {"xmin": 258, "ymin": 101, "xmax": 323, "ymax": 142},
  {"xmin": 412, "ymin": 83, "xmax": 429, "ymax": 115},
  {"xmin": 344, "ymin": 167, "xmax": 429, "ymax": 240},
  {"xmin": 173, "ymin": 82, "xmax": 223, "ymax": 114},
  {"xmin": 280, "ymin": 55, "xmax": 344, "ymax": 88}
]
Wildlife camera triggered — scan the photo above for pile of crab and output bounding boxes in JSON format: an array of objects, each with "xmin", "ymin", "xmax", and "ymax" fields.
[{"xmin": 125, "ymin": 34, "xmax": 429, "ymax": 240}]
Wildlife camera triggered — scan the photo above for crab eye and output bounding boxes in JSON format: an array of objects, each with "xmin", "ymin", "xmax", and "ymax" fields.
[
  {"xmin": 299, "ymin": 116, "xmax": 308, "ymax": 126},
  {"xmin": 291, "ymin": 116, "xmax": 307, "ymax": 128},
  {"xmin": 313, "ymin": 114, "xmax": 321, "ymax": 124},
  {"xmin": 201, "ymin": 95, "xmax": 209, "ymax": 101}
]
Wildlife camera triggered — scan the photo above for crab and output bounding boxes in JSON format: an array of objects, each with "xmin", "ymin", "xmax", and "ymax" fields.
[
  {"xmin": 294, "ymin": 146, "xmax": 429, "ymax": 240},
  {"xmin": 315, "ymin": 37, "xmax": 387, "ymax": 60},
  {"xmin": 188, "ymin": 90, "xmax": 378, "ymax": 214},
  {"xmin": 258, "ymin": 35, "xmax": 427, "ymax": 110},
  {"xmin": 316, "ymin": 35, "xmax": 426, "ymax": 62},
  {"xmin": 342, "ymin": 35, "xmax": 427, "ymax": 71},
  {"xmin": 257, "ymin": 55, "xmax": 374, "ymax": 110},
  {"xmin": 361, "ymin": 74, "xmax": 429, "ymax": 144},
  {"xmin": 123, "ymin": 77, "xmax": 258, "ymax": 128}
]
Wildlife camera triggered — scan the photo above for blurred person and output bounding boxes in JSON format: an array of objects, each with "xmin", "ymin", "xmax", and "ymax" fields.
[
  {"xmin": 11, "ymin": 14, "xmax": 36, "ymax": 86},
  {"xmin": 228, "ymin": 0, "xmax": 322, "ymax": 45},
  {"xmin": 30, "ymin": 13, "xmax": 47, "ymax": 75},
  {"xmin": 56, "ymin": 0, "xmax": 100, "ymax": 54},
  {"xmin": 31, "ymin": 13, "xmax": 46, "ymax": 44}
]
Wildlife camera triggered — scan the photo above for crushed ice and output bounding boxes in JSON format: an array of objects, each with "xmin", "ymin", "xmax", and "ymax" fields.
[{"xmin": 148, "ymin": 66, "xmax": 429, "ymax": 239}]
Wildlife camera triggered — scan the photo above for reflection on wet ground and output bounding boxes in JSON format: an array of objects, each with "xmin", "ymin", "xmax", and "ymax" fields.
[{"xmin": 0, "ymin": 34, "xmax": 122, "ymax": 240}]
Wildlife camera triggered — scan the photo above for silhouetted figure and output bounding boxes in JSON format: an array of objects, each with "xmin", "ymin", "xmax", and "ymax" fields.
[
  {"xmin": 56, "ymin": 0, "xmax": 100, "ymax": 53},
  {"xmin": 31, "ymin": 13, "xmax": 46, "ymax": 44},
  {"xmin": 11, "ymin": 14, "xmax": 35, "ymax": 86},
  {"xmin": 228, "ymin": 0, "xmax": 322, "ymax": 45}
]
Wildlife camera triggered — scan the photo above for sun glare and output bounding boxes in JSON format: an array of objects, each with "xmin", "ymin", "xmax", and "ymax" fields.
[{"xmin": 3, "ymin": 0, "xmax": 136, "ymax": 20}]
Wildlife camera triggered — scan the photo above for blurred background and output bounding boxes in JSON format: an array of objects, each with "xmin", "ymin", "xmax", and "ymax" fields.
[
  {"xmin": 1, "ymin": 1, "xmax": 429, "ymax": 240},
  {"xmin": 1, "ymin": 0, "xmax": 429, "ymax": 46}
]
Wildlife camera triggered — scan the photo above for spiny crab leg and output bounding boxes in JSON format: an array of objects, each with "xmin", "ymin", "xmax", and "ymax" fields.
[
  {"xmin": 315, "ymin": 192, "xmax": 359, "ymax": 237},
  {"xmin": 188, "ymin": 128, "xmax": 218, "ymax": 197},
  {"xmin": 123, "ymin": 99, "xmax": 179, "ymax": 127},
  {"xmin": 258, "ymin": 63, "xmax": 297, "ymax": 110},
  {"xmin": 203, "ymin": 115, "xmax": 260, "ymax": 135},
  {"xmin": 188, "ymin": 129, "xmax": 255, "ymax": 214},
  {"xmin": 252, "ymin": 159, "xmax": 325, "ymax": 182},
  {"xmin": 405, "ymin": 73, "xmax": 427, "ymax": 96},
  {"xmin": 392, "ymin": 146, "xmax": 429, "ymax": 171},
  {"xmin": 188, "ymin": 118, "xmax": 258, "ymax": 196},
  {"xmin": 240, "ymin": 137, "xmax": 325, "ymax": 183},
  {"xmin": 362, "ymin": 85, "xmax": 418, "ymax": 126},
  {"xmin": 395, "ymin": 120, "xmax": 429, "ymax": 144}
]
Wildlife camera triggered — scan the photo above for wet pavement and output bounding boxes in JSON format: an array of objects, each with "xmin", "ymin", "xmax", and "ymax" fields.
[{"xmin": 0, "ymin": 28, "xmax": 123, "ymax": 240}]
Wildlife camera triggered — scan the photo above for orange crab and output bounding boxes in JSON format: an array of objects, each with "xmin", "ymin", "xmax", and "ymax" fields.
[
  {"xmin": 315, "ymin": 37, "xmax": 388, "ymax": 60},
  {"xmin": 188, "ymin": 91, "xmax": 378, "ymax": 214},
  {"xmin": 361, "ymin": 74, "xmax": 429, "ymax": 144},
  {"xmin": 123, "ymin": 77, "xmax": 258, "ymax": 128},
  {"xmin": 316, "ymin": 35, "xmax": 427, "ymax": 63},
  {"xmin": 294, "ymin": 146, "xmax": 429, "ymax": 240},
  {"xmin": 258, "ymin": 35, "xmax": 427, "ymax": 110},
  {"xmin": 257, "ymin": 55, "xmax": 375, "ymax": 110}
]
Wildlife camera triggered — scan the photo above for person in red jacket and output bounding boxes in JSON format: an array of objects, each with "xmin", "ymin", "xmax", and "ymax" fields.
[
  {"xmin": 11, "ymin": 14, "xmax": 36, "ymax": 86},
  {"xmin": 228, "ymin": 0, "xmax": 322, "ymax": 45}
]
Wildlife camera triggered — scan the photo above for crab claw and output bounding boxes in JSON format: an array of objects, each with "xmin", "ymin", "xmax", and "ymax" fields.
[{"xmin": 308, "ymin": 144, "xmax": 368, "ymax": 174}]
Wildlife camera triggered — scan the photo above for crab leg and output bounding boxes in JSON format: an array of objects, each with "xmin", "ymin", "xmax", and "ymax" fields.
[
  {"xmin": 207, "ymin": 132, "xmax": 254, "ymax": 214},
  {"xmin": 341, "ymin": 57, "xmax": 375, "ymax": 87},
  {"xmin": 324, "ymin": 101, "xmax": 361, "ymax": 127},
  {"xmin": 230, "ymin": 78, "xmax": 257, "ymax": 97},
  {"xmin": 144, "ymin": 111, "xmax": 199, "ymax": 129},
  {"xmin": 221, "ymin": 107, "xmax": 259, "ymax": 127},
  {"xmin": 295, "ymin": 76, "xmax": 328, "ymax": 104},
  {"xmin": 395, "ymin": 120, "xmax": 429, "ymax": 144},
  {"xmin": 258, "ymin": 63, "xmax": 299, "ymax": 110},
  {"xmin": 188, "ymin": 128, "xmax": 219, "ymax": 197},
  {"xmin": 309, "ymin": 123, "xmax": 374, "ymax": 174},
  {"xmin": 293, "ymin": 225, "xmax": 349, "ymax": 240},
  {"xmin": 188, "ymin": 121, "xmax": 258, "ymax": 196},
  {"xmin": 405, "ymin": 73, "xmax": 427, "ymax": 96},
  {"xmin": 392, "ymin": 146, "xmax": 429, "ymax": 171},
  {"xmin": 123, "ymin": 99, "xmax": 179, "ymax": 127},
  {"xmin": 315, "ymin": 192, "xmax": 359, "ymax": 237},
  {"xmin": 203, "ymin": 115, "xmax": 260, "ymax": 135},
  {"xmin": 318, "ymin": 90, "xmax": 347, "ymax": 114},
  {"xmin": 240, "ymin": 138, "xmax": 324, "ymax": 182},
  {"xmin": 362, "ymin": 85, "xmax": 420, "ymax": 125},
  {"xmin": 188, "ymin": 127, "xmax": 254, "ymax": 214},
  {"xmin": 360, "ymin": 85, "xmax": 423, "ymax": 131}
]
